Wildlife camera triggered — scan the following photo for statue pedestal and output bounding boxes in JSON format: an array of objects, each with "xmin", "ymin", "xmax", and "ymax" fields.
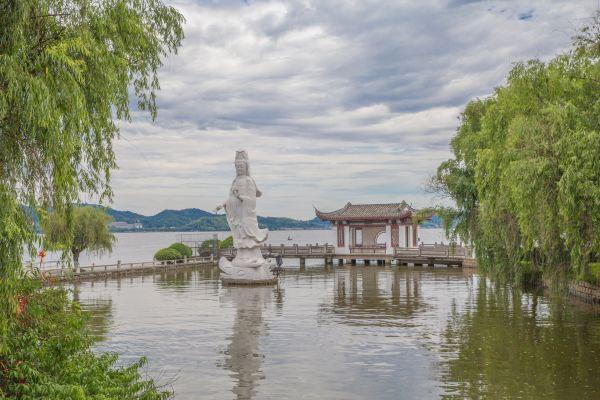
[{"xmin": 219, "ymin": 250, "xmax": 277, "ymax": 285}]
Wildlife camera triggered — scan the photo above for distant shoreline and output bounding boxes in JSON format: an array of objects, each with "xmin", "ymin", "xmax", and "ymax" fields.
[
  {"xmin": 109, "ymin": 225, "xmax": 443, "ymax": 233},
  {"xmin": 109, "ymin": 227, "xmax": 333, "ymax": 233}
]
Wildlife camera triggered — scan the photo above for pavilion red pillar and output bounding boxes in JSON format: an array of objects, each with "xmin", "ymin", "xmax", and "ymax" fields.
[
  {"xmin": 412, "ymin": 223, "xmax": 418, "ymax": 247},
  {"xmin": 337, "ymin": 223, "xmax": 345, "ymax": 247},
  {"xmin": 391, "ymin": 223, "xmax": 399, "ymax": 248}
]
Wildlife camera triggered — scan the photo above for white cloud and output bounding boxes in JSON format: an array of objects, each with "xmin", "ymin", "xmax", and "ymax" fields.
[{"xmin": 105, "ymin": 0, "xmax": 597, "ymax": 218}]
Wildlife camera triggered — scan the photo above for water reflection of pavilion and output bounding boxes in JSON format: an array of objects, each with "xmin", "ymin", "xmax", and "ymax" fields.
[
  {"xmin": 220, "ymin": 286, "xmax": 273, "ymax": 400},
  {"xmin": 320, "ymin": 267, "xmax": 429, "ymax": 325}
]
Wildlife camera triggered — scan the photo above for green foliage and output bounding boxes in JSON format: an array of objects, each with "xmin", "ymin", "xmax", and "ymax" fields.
[
  {"xmin": 582, "ymin": 262, "xmax": 600, "ymax": 285},
  {"xmin": 168, "ymin": 242, "xmax": 192, "ymax": 257},
  {"xmin": 0, "ymin": 186, "xmax": 36, "ymax": 354},
  {"xmin": 219, "ymin": 235, "xmax": 234, "ymax": 249},
  {"xmin": 154, "ymin": 247, "xmax": 182, "ymax": 261},
  {"xmin": 200, "ymin": 238, "xmax": 217, "ymax": 251},
  {"xmin": 518, "ymin": 261, "xmax": 543, "ymax": 288},
  {"xmin": 0, "ymin": 0, "xmax": 184, "ymax": 236},
  {"xmin": 0, "ymin": 0, "xmax": 183, "ymax": 393},
  {"xmin": 430, "ymin": 12, "xmax": 600, "ymax": 282},
  {"xmin": 199, "ymin": 235, "xmax": 233, "ymax": 252},
  {"xmin": 0, "ymin": 277, "xmax": 171, "ymax": 399}
]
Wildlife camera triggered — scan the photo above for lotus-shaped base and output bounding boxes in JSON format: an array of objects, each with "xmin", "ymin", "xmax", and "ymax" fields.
[{"xmin": 219, "ymin": 254, "xmax": 277, "ymax": 285}]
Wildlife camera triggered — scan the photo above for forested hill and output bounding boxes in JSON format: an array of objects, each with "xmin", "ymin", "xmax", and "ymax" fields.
[
  {"xmin": 27, "ymin": 204, "xmax": 443, "ymax": 232},
  {"xmin": 101, "ymin": 206, "xmax": 331, "ymax": 231}
]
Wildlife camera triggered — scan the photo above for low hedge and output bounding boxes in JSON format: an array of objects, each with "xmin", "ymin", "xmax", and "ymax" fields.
[
  {"xmin": 154, "ymin": 247, "xmax": 182, "ymax": 261},
  {"xmin": 169, "ymin": 242, "xmax": 192, "ymax": 257}
]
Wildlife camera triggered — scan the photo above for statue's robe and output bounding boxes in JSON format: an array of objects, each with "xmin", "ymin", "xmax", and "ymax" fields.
[{"xmin": 225, "ymin": 175, "xmax": 268, "ymax": 249}]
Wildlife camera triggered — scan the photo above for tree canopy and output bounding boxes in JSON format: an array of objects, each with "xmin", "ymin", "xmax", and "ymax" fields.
[
  {"xmin": 0, "ymin": 0, "xmax": 183, "ymax": 272},
  {"xmin": 431, "ymin": 12, "xmax": 600, "ymax": 282},
  {"xmin": 42, "ymin": 206, "xmax": 116, "ymax": 271}
]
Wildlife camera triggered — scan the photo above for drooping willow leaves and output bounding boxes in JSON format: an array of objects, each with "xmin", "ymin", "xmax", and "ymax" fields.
[
  {"xmin": 430, "ymin": 12, "xmax": 600, "ymax": 282},
  {"xmin": 0, "ymin": 0, "xmax": 184, "ymax": 394}
]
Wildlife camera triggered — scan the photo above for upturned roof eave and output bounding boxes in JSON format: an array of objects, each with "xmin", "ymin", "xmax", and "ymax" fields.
[
  {"xmin": 314, "ymin": 202, "xmax": 352, "ymax": 220},
  {"xmin": 314, "ymin": 202, "xmax": 417, "ymax": 222}
]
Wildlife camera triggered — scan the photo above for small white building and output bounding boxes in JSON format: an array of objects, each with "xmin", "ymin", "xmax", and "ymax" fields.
[
  {"xmin": 315, "ymin": 201, "xmax": 421, "ymax": 255},
  {"xmin": 109, "ymin": 221, "xmax": 143, "ymax": 230}
]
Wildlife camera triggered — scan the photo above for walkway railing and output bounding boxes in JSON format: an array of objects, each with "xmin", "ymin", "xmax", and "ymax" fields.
[{"xmin": 30, "ymin": 255, "xmax": 215, "ymax": 278}]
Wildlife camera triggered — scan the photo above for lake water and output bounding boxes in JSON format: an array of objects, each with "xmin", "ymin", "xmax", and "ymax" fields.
[
  {"xmin": 34, "ymin": 228, "xmax": 450, "ymax": 267},
  {"xmin": 74, "ymin": 265, "xmax": 600, "ymax": 399}
]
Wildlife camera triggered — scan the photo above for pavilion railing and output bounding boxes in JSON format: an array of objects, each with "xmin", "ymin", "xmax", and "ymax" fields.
[
  {"xmin": 394, "ymin": 244, "xmax": 468, "ymax": 258},
  {"xmin": 349, "ymin": 245, "xmax": 387, "ymax": 255}
]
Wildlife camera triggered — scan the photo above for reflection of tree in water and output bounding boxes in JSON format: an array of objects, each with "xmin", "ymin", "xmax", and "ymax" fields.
[
  {"xmin": 154, "ymin": 269, "xmax": 194, "ymax": 291},
  {"xmin": 74, "ymin": 283, "xmax": 114, "ymax": 342},
  {"xmin": 220, "ymin": 286, "xmax": 273, "ymax": 400},
  {"xmin": 151, "ymin": 266, "xmax": 221, "ymax": 291},
  {"xmin": 439, "ymin": 278, "xmax": 600, "ymax": 399},
  {"xmin": 321, "ymin": 267, "xmax": 429, "ymax": 326}
]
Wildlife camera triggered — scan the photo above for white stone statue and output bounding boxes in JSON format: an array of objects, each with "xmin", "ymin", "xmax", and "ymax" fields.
[{"xmin": 216, "ymin": 150, "xmax": 276, "ymax": 284}]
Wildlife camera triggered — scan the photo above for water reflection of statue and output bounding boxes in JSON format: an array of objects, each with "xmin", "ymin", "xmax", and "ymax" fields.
[
  {"xmin": 217, "ymin": 150, "xmax": 275, "ymax": 283},
  {"xmin": 221, "ymin": 286, "xmax": 272, "ymax": 400}
]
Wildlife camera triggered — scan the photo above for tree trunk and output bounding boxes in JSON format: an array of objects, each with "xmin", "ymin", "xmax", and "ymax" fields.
[{"xmin": 73, "ymin": 250, "xmax": 80, "ymax": 274}]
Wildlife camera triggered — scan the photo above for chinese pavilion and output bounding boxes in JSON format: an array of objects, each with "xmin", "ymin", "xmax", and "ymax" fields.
[{"xmin": 315, "ymin": 201, "xmax": 420, "ymax": 255}]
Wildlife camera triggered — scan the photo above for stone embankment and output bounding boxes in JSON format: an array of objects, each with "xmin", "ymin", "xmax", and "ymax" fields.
[
  {"xmin": 568, "ymin": 280, "xmax": 600, "ymax": 304},
  {"xmin": 543, "ymin": 277, "xmax": 600, "ymax": 305}
]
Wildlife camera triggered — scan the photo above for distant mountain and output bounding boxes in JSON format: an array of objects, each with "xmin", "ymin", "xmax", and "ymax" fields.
[
  {"xmin": 141, "ymin": 208, "xmax": 214, "ymax": 229},
  {"xmin": 29, "ymin": 203, "xmax": 442, "ymax": 232},
  {"xmin": 104, "ymin": 208, "xmax": 145, "ymax": 224},
  {"xmin": 257, "ymin": 216, "xmax": 330, "ymax": 230},
  {"xmin": 101, "ymin": 206, "xmax": 331, "ymax": 232}
]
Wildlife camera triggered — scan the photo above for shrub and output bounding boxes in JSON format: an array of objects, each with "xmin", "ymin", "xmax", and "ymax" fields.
[
  {"xmin": 1, "ymin": 277, "xmax": 171, "ymax": 399},
  {"xmin": 219, "ymin": 235, "xmax": 234, "ymax": 249},
  {"xmin": 169, "ymin": 242, "xmax": 192, "ymax": 257},
  {"xmin": 154, "ymin": 247, "xmax": 182, "ymax": 261}
]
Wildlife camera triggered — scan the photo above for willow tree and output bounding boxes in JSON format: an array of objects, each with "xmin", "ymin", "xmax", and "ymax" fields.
[
  {"xmin": 431, "ymin": 12, "xmax": 600, "ymax": 282},
  {"xmin": 0, "ymin": 1, "xmax": 182, "ymax": 294},
  {"xmin": 43, "ymin": 206, "xmax": 116, "ymax": 272},
  {"xmin": 0, "ymin": 0, "xmax": 183, "ymax": 395}
]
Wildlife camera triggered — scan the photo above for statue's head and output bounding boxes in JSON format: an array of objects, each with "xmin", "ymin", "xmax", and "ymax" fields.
[{"xmin": 234, "ymin": 150, "xmax": 249, "ymax": 176}]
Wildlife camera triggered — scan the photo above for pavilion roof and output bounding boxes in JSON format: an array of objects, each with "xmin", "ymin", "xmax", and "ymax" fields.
[{"xmin": 314, "ymin": 201, "xmax": 416, "ymax": 222}]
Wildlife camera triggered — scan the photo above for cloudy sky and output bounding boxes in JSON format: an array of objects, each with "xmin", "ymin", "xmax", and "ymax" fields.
[{"xmin": 109, "ymin": 0, "xmax": 597, "ymax": 219}]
